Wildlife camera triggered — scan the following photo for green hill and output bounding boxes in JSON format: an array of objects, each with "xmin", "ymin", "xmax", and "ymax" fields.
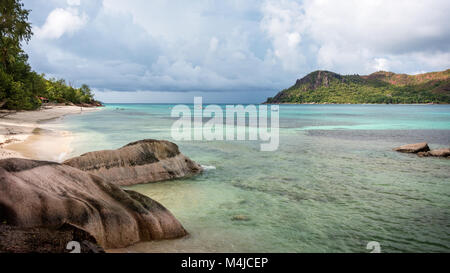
[{"xmin": 265, "ymin": 69, "xmax": 450, "ymax": 104}]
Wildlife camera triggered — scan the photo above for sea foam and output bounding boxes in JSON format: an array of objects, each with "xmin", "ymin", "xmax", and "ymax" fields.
[{"xmin": 201, "ymin": 165, "xmax": 217, "ymax": 171}]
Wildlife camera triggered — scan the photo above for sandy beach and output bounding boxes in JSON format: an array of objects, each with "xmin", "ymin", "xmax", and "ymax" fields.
[{"xmin": 0, "ymin": 106, "xmax": 101, "ymax": 161}]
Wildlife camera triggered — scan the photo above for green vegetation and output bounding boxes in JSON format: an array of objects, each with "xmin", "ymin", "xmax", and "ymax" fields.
[
  {"xmin": 0, "ymin": 0, "xmax": 99, "ymax": 110},
  {"xmin": 266, "ymin": 70, "xmax": 450, "ymax": 104}
]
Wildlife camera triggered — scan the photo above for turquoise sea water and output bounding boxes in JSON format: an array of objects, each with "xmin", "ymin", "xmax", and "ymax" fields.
[{"xmin": 59, "ymin": 104, "xmax": 450, "ymax": 253}]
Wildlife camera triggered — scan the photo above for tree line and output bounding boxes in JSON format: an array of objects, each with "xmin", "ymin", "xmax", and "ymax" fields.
[{"xmin": 0, "ymin": 0, "xmax": 99, "ymax": 110}]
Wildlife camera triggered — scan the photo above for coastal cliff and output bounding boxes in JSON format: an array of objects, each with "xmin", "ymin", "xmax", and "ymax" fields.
[
  {"xmin": 266, "ymin": 69, "xmax": 450, "ymax": 104},
  {"xmin": 0, "ymin": 158, "xmax": 188, "ymax": 250},
  {"xmin": 64, "ymin": 139, "xmax": 203, "ymax": 186}
]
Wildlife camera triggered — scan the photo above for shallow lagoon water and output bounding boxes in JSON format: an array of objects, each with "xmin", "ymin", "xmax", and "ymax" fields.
[{"xmin": 59, "ymin": 104, "xmax": 450, "ymax": 253}]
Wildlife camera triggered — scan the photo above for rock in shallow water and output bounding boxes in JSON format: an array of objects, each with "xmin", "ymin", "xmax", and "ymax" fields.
[
  {"xmin": 0, "ymin": 158, "xmax": 187, "ymax": 250},
  {"xmin": 393, "ymin": 142, "xmax": 430, "ymax": 153},
  {"xmin": 231, "ymin": 215, "xmax": 250, "ymax": 221},
  {"xmin": 418, "ymin": 148, "xmax": 450, "ymax": 158},
  {"xmin": 64, "ymin": 139, "xmax": 203, "ymax": 186}
]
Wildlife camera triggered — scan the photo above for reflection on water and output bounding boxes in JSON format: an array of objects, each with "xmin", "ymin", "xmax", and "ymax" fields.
[{"xmin": 59, "ymin": 104, "xmax": 450, "ymax": 253}]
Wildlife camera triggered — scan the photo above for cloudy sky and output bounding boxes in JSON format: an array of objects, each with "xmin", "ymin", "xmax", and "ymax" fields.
[{"xmin": 22, "ymin": 0, "xmax": 450, "ymax": 103}]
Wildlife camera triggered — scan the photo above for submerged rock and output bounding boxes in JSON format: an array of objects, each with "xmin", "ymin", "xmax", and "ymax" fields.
[
  {"xmin": 393, "ymin": 142, "xmax": 430, "ymax": 153},
  {"xmin": 418, "ymin": 148, "xmax": 450, "ymax": 158},
  {"xmin": 231, "ymin": 215, "xmax": 250, "ymax": 222},
  {"xmin": 64, "ymin": 139, "xmax": 203, "ymax": 186},
  {"xmin": 0, "ymin": 158, "xmax": 187, "ymax": 250}
]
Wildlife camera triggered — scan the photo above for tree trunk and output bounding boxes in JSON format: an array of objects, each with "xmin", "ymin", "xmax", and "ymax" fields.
[{"xmin": 0, "ymin": 99, "xmax": 8, "ymax": 108}]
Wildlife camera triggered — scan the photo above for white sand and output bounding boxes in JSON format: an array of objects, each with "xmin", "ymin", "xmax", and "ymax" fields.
[{"xmin": 0, "ymin": 106, "xmax": 101, "ymax": 161}]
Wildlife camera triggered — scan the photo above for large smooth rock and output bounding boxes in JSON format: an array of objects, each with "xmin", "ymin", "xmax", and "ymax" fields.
[
  {"xmin": 418, "ymin": 148, "xmax": 450, "ymax": 158},
  {"xmin": 64, "ymin": 139, "xmax": 203, "ymax": 186},
  {"xmin": 393, "ymin": 142, "xmax": 430, "ymax": 153},
  {"xmin": 0, "ymin": 158, "xmax": 187, "ymax": 249}
]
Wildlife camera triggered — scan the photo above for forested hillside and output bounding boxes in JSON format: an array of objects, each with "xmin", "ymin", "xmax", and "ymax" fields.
[
  {"xmin": 0, "ymin": 0, "xmax": 100, "ymax": 110},
  {"xmin": 266, "ymin": 70, "xmax": 450, "ymax": 104}
]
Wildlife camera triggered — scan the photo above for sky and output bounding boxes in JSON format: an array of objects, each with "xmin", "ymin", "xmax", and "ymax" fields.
[{"xmin": 22, "ymin": 0, "xmax": 450, "ymax": 103}]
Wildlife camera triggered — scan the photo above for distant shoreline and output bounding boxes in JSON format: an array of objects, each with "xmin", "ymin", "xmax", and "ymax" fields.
[
  {"xmin": 265, "ymin": 70, "xmax": 450, "ymax": 105},
  {"xmin": 103, "ymin": 102, "xmax": 449, "ymax": 105},
  {"xmin": 0, "ymin": 105, "xmax": 102, "ymax": 161},
  {"xmin": 263, "ymin": 102, "xmax": 449, "ymax": 105}
]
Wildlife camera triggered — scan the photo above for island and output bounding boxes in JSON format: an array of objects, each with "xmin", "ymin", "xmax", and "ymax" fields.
[{"xmin": 265, "ymin": 69, "xmax": 450, "ymax": 104}]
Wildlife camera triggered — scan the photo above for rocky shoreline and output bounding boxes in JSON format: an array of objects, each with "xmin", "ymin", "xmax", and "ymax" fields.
[
  {"xmin": 0, "ymin": 139, "xmax": 203, "ymax": 253},
  {"xmin": 0, "ymin": 106, "xmax": 205, "ymax": 253}
]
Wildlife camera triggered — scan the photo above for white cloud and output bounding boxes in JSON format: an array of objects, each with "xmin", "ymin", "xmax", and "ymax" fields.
[
  {"xmin": 260, "ymin": 0, "xmax": 450, "ymax": 74},
  {"xmin": 373, "ymin": 58, "xmax": 389, "ymax": 72},
  {"xmin": 23, "ymin": 0, "xmax": 450, "ymax": 101},
  {"xmin": 67, "ymin": 0, "xmax": 81, "ymax": 6},
  {"xmin": 261, "ymin": 0, "xmax": 306, "ymax": 72},
  {"xmin": 209, "ymin": 37, "xmax": 219, "ymax": 52},
  {"xmin": 35, "ymin": 7, "xmax": 88, "ymax": 39},
  {"xmin": 300, "ymin": 0, "xmax": 450, "ymax": 73}
]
